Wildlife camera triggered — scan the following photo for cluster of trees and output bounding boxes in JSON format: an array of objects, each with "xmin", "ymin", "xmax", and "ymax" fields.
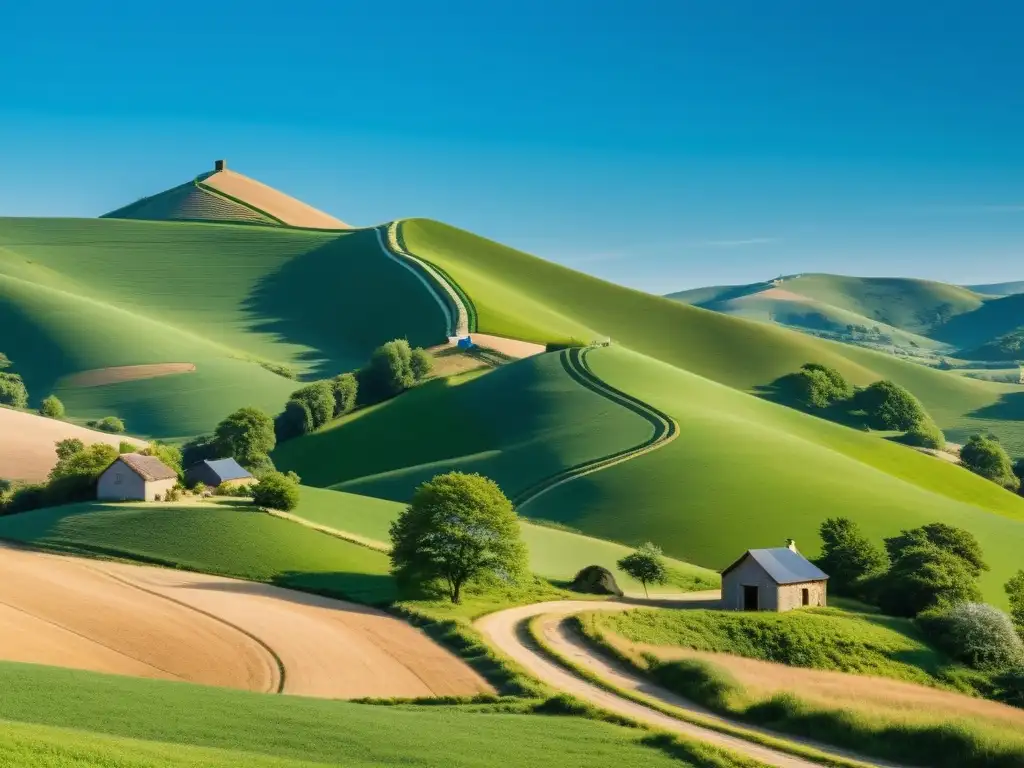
[
  {"xmin": 959, "ymin": 433, "xmax": 1022, "ymax": 493},
  {"xmin": 276, "ymin": 373, "xmax": 358, "ymax": 441},
  {"xmin": 784, "ymin": 363, "xmax": 944, "ymax": 449},
  {"xmin": 0, "ymin": 353, "xmax": 29, "ymax": 409},
  {"xmin": 0, "ymin": 439, "xmax": 182, "ymax": 515},
  {"xmin": 816, "ymin": 517, "xmax": 1024, "ymax": 699},
  {"xmin": 184, "ymin": 407, "xmax": 277, "ymax": 474}
]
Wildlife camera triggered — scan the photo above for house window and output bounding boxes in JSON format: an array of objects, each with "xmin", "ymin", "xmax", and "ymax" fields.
[
  {"xmin": 114, "ymin": 473, "xmax": 123, "ymax": 485},
  {"xmin": 802, "ymin": 587, "xmax": 810, "ymax": 606}
]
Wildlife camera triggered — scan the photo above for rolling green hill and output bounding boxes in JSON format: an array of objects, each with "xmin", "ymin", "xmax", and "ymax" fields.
[
  {"xmin": 966, "ymin": 280, "xmax": 1024, "ymax": 297},
  {"xmin": 0, "ymin": 662, "xmax": 685, "ymax": 768},
  {"xmin": 0, "ymin": 218, "xmax": 449, "ymax": 437}
]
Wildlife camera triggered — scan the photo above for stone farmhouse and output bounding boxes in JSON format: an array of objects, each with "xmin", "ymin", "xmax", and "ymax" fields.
[
  {"xmin": 721, "ymin": 540, "xmax": 828, "ymax": 612},
  {"xmin": 97, "ymin": 454, "xmax": 178, "ymax": 502}
]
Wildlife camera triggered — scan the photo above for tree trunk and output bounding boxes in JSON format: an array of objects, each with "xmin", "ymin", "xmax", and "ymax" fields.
[
  {"xmin": 643, "ymin": 580, "xmax": 648, "ymax": 598},
  {"xmin": 451, "ymin": 579, "xmax": 462, "ymax": 604}
]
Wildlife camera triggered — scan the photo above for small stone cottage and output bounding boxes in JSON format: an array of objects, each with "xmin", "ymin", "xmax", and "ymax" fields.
[
  {"xmin": 97, "ymin": 454, "xmax": 178, "ymax": 502},
  {"xmin": 184, "ymin": 458, "xmax": 255, "ymax": 490},
  {"xmin": 720, "ymin": 540, "xmax": 828, "ymax": 612}
]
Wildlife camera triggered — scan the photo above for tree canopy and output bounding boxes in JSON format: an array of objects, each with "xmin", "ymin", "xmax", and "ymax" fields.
[
  {"xmin": 331, "ymin": 373, "xmax": 358, "ymax": 417},
  {"xmin": 960, "ymin": 434, "xmax": 1020, "ymax": 491},
  {"xmin": 1006, "ymin": 570, "xmax": 1024, "ymax": 634},
  {"xmin": 854, "ymin": 380, "xmax": 928, "ymax": 431},
  {"xmin": 878, "ymin": 544, "xmax": 983, "ymax": 617},
  {"xmin": 389, "ymin": 472, "xmax": 527, "ymax": 603},
  {"xmin": 884, "ymin": 522, "xmax": 988, "ymax": 577},
  {"xmin": 214, "ymin": 407, "xmax": 276, "ymax": 471},
  {"xmin": 815, "ymin": 517, "xmax": 888, "ymax": 596},
  {"xmin": 252, "ymin": 471, "xmax": 300, "ymax": 512},
  {"xmin": 289, "ymin": 381, "xmax": 335, "ymax": 431},
  {"xmin": 39, "ymin": 395, "xmax": 64, "ymax": 419},
  {"xmin": 617, "ymin": 542, "xmax": 669, "ymax": 598}
]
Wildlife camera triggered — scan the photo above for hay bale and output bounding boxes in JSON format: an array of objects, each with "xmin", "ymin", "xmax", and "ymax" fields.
[{"xmin": 569, "ymin": 565, "xmax": 623, "ymax": 597}]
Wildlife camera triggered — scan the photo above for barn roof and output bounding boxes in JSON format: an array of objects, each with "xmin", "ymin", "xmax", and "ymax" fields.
[
  {"xmin": 721, "ymin": 547, "xmax": 829, "ymax": 585},
  {"xmin": 194, "ymin": 458, "xmax": 253, "ymax": 483},
  {"xmin": 117, "ymin": 453, "xmax": 178, "ymax": 482}
]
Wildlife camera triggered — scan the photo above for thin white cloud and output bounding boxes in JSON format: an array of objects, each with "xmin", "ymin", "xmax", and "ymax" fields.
[{"xmin": 688, "ymin": 237, "xmax": 778, "ymax": 248}]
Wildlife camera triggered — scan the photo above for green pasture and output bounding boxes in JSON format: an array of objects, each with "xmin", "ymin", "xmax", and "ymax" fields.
[{"xmin": 0, "ymin": 662, "xmax": 686, "ymax": 768}]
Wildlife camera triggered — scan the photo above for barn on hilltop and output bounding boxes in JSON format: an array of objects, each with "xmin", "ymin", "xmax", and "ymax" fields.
[{"xmin": 721, "ymin": 540, "xmax": 828, "ymax": 612}]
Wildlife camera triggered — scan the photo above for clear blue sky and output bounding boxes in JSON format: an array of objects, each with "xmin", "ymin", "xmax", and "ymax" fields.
[{"xmin": 2, "ymin": 1, "xmax": 1023, "ymax": 292}]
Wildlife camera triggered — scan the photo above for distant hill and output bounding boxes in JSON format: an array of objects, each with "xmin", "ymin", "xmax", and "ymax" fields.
[
  {"xmin": 668, "ymin": 273, "xmax": 1024, "ymax": 365},
  {"xmin": 964, "ymin": 280, "xmax": 1024, "ymax": 297}
]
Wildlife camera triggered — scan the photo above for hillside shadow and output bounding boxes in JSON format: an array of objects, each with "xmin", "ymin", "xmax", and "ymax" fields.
[
  {"xmin": 754, "ymin": 374, "xmax": 867, "ymax": 430},
  {"xmin": 243, "ymin": 229, "xmax": 448, "ymax": 381},
  {"xmin": 272, "ymin": 570, "xmax": 397, "ymax": 606},
  {"xmin": 967, "ymin": 390, "xmax": 1024, "ymax": 421}
]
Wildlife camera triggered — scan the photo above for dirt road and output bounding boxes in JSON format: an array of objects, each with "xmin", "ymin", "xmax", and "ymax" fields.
[
  {"xmin": 0, "ymin": 545, "xmax": 490, "ymax": 699},
  {"xmin": 475, "ymin": 598, "xmax": 896, "ymax": 768}
]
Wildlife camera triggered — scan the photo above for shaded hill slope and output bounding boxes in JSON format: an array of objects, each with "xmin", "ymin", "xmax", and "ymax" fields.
[{"xmin": 0, "ymin": 218, "xmax": 449, "ymax": 436}]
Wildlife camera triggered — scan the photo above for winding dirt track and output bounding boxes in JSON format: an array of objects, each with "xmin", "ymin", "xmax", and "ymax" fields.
[
  {"xmin": 0, "ymin": 545, "xmax": 491, "ymax": 699},
  {"xmin": 476, "ymin": 598, "xmax": 896, "ymax": 768}
]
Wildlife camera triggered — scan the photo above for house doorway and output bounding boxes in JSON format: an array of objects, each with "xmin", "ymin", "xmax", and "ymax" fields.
[
  {"xmin": 802, "ymin": 588, "xmax": 810, "ymax": 606},
  {"xmin": 743, "ymin": 585, "xmax": 759, "ymax": 611}
]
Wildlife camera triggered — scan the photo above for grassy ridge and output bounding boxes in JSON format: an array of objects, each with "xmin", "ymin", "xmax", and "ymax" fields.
[
  {"xmin": 399, "ymin": 220, "xmax": 1024, "ymax": 452},
  {"xmin": 0, "ymin": 662, "xmax": 688, "ymax": 768},
  {"xmin": 0, "ymin": 218, "xmax": 448, "ymax": 435},
  {"xmin": 0, "ymin": 500, "xmax": 396, "ymax": 604}
]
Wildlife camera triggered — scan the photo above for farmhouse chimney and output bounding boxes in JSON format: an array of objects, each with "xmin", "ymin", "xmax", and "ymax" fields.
[
  {"xmin": 786, "ymin": 538, "xmax": 797, "ymax": 552},
  {"xmin": 214, "ymin": 159, "xmax": 226, "ymax": 172}
]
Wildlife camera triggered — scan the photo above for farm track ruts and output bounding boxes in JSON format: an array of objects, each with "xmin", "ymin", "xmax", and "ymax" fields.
[{"xmin": 512, "ymin": 346, "xmax": 679, "ymax": 510}]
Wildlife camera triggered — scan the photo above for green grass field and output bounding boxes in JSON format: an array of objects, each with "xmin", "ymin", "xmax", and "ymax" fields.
[
  {"xmin": 0, "ymin": 662, "xmax": 692, "ymax": 768},
  {"xmin": 593, "ymin": 608, "xmax": 953, "ymax": 687},
  {"xmin": 0, "ymin": 499, "xmax": 395, "ymax": 603},
  {"xmin": 296, "ymin": 486, "xmax": 718, "ymax": 594},
  {"xmin": 398, "ymin": 219, "xmax": 1024, "ymax": 453},
  {"xmin": 0, "ymin": 218, "xmax": 448, "ymax": 436}
]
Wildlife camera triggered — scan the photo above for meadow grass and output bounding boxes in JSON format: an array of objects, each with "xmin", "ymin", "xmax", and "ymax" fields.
[
  {"xmin": 295, "ymin": 486, "xmax": 719, "ymax": 595},
  {"xmin": 0, "ymin": 499, "xmax": 396, "ymax": 604},
  {"xmin": 399, "ymin": 219, "xmax": 1024, "ymax": 453},
  {"xmin": 0, "ymin": 662, "xmax": 703, "ymax": 768},
  {"xmin": 0, "ymin": 218, "xmax": 448, "ymax": 435},
  {"xmin": 575, "ymin": 611, "xmax": 1024, "ymax": 768}
]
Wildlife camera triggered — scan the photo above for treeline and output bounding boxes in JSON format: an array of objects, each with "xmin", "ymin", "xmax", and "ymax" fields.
[{"xmin": 817, "ymin": 517, "xmax": 1024, "ymax": 703}]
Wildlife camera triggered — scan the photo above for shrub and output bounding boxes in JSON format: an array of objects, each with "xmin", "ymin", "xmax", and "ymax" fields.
[
  {"xmin": 192, "ymin": 481, "xmax": 207, "ymax": 496},
  {"xmin": 854, "ymin": 380, "xmax": 928, "ymax": 431},
  {"xmin": 617, "ymin": 542, "xmax": 669, "ymax": 597},
  {"xmin": 0, "ymin": 373, "xmax": 28, "ymax": 409},
  {"xmin": 2, "ymin": 483, "xmax": 47, "ymax": 514},
  {"xmin": 410, "ymin": 347, "xmax": 433, "ymax": 380},
  {"xmin": 919, "ymin": 603, "xmax": 1024, "ymax": 671},
  {"xmin": 213, "ymin": 407, "xmax": 276, "ymax": 471},
  {"xmin": 389, "ymin": 472, "xmax": 527, "ymax": 603},
  {"xmin": 815, "ymin": 517, "xmax": 888, "ymax": 597},
  {"xmin": 960, "ymin": 434, "xmax": 1020, "ymax": 491},
  {"xmin": 46, "ymin": 441, "xmax": 119, "ymax": 505},
  {"xmin": 1006, "ymin": 570, "xmax": 1024, "ymax": 635},
  {"xmin": 164, "ymin": 486, "xmax": 183, "ymax": 502},
  {"xmin": 275, "ymin": 398, "xmax": 313, "ymax": 441},
  {"xmin": 118, "ymin": 441, "xmax": 135, "ymax": 454},
  {"xmin": 218, "ymin": 482, "xmax": 256, "ymax": 498},
  {"xmin": 252, "ymin": 471, "xmax": 300, "ymax": 511},
  {"xmin": 800, "ymin": 363, "xmax": 853, "ymax": 399},
  {"xmin": 39, "ymin": 395, "xmax": 64, "ymax": 419},
  {"xmin": 366, "ymin": 339, "xmax": 415, "ymax": 399},
  {"xmin": 289, "ymin": 381, "xmax": 335, "ymax": 430},
  {"xmin": 904, "ymin": 419, "xmax": 946, "ymax": 450},
  {"xmin": 91, "ymin": 416, "xmax": 125, "ymax": 434},
  {"xmin": 331, "ymin": 373, "xmax": 358, "ymax": 417}
]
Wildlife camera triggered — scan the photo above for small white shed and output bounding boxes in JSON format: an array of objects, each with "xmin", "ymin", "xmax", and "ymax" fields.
[
  {"xmin": 97, "ymin": 454, "xmax": 178, "ymax": 502},
  {"xmin": 721, "ymin": 540, "xmax": 829, "ymax": 612}
]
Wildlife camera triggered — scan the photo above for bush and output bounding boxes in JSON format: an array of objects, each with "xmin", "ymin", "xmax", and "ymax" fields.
[
  {"xmin": 39, "ymin": 395, "xmax": 64, "ymax": 419},
  {"xmin": 1006, "ymin": 570, "xmax": 1024, "ymax": 635},
  {"xmin": 118, "ymin": 441, "xmax": 135, "ymax": 454},
  {"xmin": 800, "ymin": 363, "xmax": 853, "ymax": 399},
  {"xmin": 0, "ymin": 373, "xmax": 28, "ymax": 409},
  {"xmin": 46, "ymin": 441, "xmax": 119, "ymax": 505},
  {"xmin": 919, "ymin": 603, "xmax": 1024, "ymax": 671},
  {"xmin": 275, "ymin": 398, "xmax": 313, "ymax": 441},
  {"xmin": 960, "ymin": 434, "xmax": 1020, "ymax": 491},
  {"xmin": 217, "ymin": 482, "xmax": 256, "ymax": 498},
  {"xmin": 2, "ymin": 483, "xmax": 47, "ymax": 514},
  {"xmin": 815, "ymin": 517, "xmax": 888, "ymax": 597},
  {"xmin": 252, "ymin": 471, "xmax": 300, "ymax": 511},
  {"xmin": 366, "ymin": 339, "xmax": 416, "ymax": 399},
  {"xmin": 192, "ymin": 481, "xmax": 208, "ymax": 496},
  {"xmin": 289, "ymin": 381, "xmax": 335, "ymax": 430},
  {"xmin": 410, "ymin": 347, "xmax": 433, "ymax": 381},
  {"xmin": 164, "ymin": 486, "xmax": 183, "ymax": 502},
  {"xmin": 904, "ymin": 419, "xmax": 946, "ymax": 450},
  {"xmin": 91, "ymin": 416, "xmax": 125, "ymax": 434},
  {"xmin": 331, "ymin": 373, "xmax": 358, "ymax": 417},
  {"xmin": 213, "ymin": 407, "xmax": 276, "ymax": 470},
  {"xmin": 854, "ymin": 380, "xmax": 928, "ymax": 431},
  {"xmin": 885, "ymin": 522, "xmax": 988, "ymax": 577}
]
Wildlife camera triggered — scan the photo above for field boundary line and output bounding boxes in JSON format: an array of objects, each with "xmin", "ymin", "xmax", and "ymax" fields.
[{"xmin": 513, "ymin": 346, "xmax": 679, "ymax": 510}]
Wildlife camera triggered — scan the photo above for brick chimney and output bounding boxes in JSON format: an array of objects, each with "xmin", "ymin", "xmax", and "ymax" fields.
[
  {"xmin": 214, "ymin": 159, "xmax": 226, "ymax": 172},
  {"xmin": 786, "ymin": 538, "xmax": 797, "ymax": 552}
]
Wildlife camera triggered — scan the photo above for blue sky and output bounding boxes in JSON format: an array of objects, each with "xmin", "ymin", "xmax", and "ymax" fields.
[{"xmin": 2, "ymin": 0, "xmax": 1023, "ymax": 292}]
